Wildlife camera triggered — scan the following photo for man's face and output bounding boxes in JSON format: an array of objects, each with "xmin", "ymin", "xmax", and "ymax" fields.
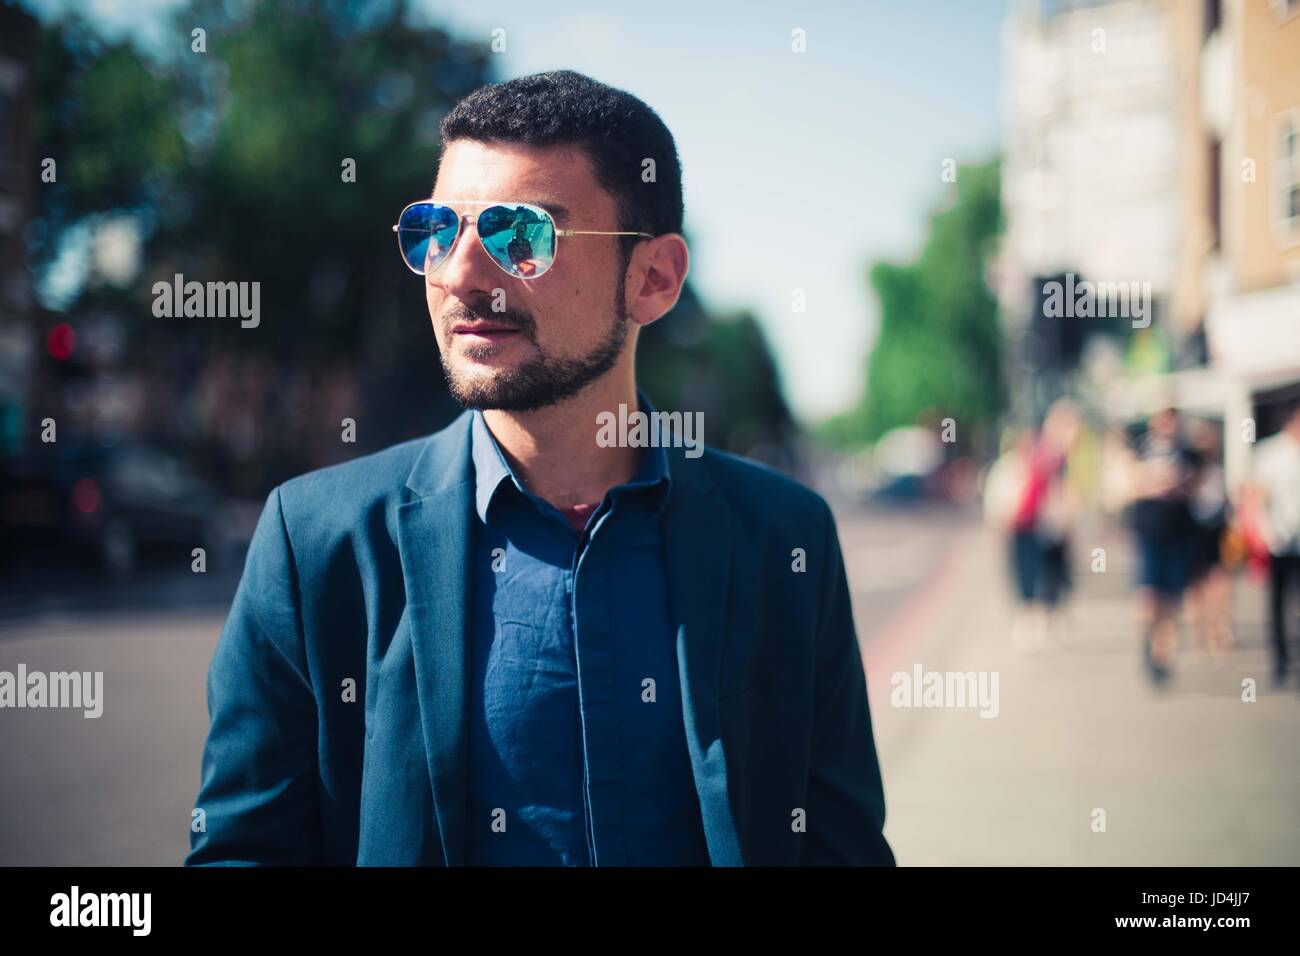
[{"xmin": 426, "ymin": 139, "xmax": 631, "ymax": 411}]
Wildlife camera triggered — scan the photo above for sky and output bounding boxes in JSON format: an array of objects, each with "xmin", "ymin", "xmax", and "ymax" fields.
[{"xmin": 27, "ymin": 0, "xmax": 1007, "ymax": 423}]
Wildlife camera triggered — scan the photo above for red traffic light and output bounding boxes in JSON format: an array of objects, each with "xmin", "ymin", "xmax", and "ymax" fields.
[{"xmin": 47, "ymin": 322, "xmax": 76, "ymax": 361}]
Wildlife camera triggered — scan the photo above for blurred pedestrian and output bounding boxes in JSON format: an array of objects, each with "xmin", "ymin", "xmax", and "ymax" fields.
[
  {"xmin": 982, "ymin": 428, "xmax": 1029, "ymax": 532},
  {"xmin": 984, "ymin": 427, "xmax": 1040, "ymax": 645},
  {"xmin": 986, "ymin": 400, "xmax": 1080, "ymax": 651},
  {"xmin": 1127, "ymin": 407, "xmax": 1200, "ymax": 684},
  {"xmin": 1250, "ymin": 401, "xmax": 1300, "ymax": 686},
  {"xmin": 1185, "ymin": 419, "xmax": 1234, "ymax": 661}
]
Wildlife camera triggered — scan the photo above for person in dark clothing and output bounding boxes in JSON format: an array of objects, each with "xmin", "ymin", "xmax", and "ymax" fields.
[
  {"xmin": 506, "ymin": 221, "xmax": 534, "ymax": 268},
  {"xmin": 1128, "ymin": 408, "xmax": 1201, "ymax": 684},
  {"xmin": 1185, "ymin": 418, "xmax": 1233, "ymax": 661},
  {"xmin": 1250, "ymin": 402, "xmax": 1300, "ymax": 685}
]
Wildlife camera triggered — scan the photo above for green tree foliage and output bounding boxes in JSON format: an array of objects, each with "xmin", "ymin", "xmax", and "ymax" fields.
[
  {"xmin": 639, "ymin": 283, "xmax": 795, "ymax": 468},
  {"xmin": 29, "ymin": 0, "xmax": 795, "ymax": 484},
  {"xmin": 31, "ymin": 0, "xmax": 493, "ymax": 485},
  {"xmin": 36, "ymin": 0, "xmax": 490, "ymax": 356},
  {"xmin": 825, "ymin": 159, "xmax": 1004, "ymax": 448}
]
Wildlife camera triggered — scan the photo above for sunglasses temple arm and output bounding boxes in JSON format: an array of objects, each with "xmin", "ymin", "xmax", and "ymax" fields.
[{"xmin": 558, "ymin": 230, "xmax": 654, "ymax": 238}]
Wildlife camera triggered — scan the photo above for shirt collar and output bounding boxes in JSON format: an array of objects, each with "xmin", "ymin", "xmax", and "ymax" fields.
[
  {"xmin": 617, "ymin": 391, "xmax": 673, "ymax": 516},
  {"xmin": 470, "ymin": 408, "xmax": 514, "ymax": 524},
  {"xmin": 470, "ymin": 389, "xmax": 673, "ymax": 525}
]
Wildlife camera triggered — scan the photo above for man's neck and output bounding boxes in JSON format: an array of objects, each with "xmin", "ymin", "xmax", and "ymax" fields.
[{"xmin": 481, "ymin": 370, "xmax": 642, "ymax": 510}]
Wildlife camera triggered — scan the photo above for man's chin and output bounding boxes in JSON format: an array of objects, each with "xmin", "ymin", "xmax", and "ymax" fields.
[
  {"xmin": 440, "ymin": 326, "xmax": 626, "ymax": 412},
  {"xmin": 444, "ymin": 365, "xmax": 540, "ymax": 412},
  {"xmin": 447, "ymin": 371, "xmax": 506, "ymax": 408},
  {"xmin": 454, "ymin": 334, "xmax": 529, "ymax": 363}
]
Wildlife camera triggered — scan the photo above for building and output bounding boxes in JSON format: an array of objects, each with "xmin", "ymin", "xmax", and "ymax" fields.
[
  {"xmin": 1173, "ymin": 0, "xmax": 1300, "ymax": 485},
  {"xmin": 999, "ymin": 0, "xmax": 1300, "ymax": 489},
  {"xmin": 997, "ymin": 0, "xmax": 1182, "ymax": 419}
]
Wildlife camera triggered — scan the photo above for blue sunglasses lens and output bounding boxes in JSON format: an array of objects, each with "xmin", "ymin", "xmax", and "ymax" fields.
[
  {"xmin": 397, "ymin": 203, "xmax": 459, "ymax": 274},
  {"xmin": 476, "ymin": 204, "xmax": 556, "ymax": 278}
]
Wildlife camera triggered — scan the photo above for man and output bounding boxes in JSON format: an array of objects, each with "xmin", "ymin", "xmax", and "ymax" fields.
[
  {"xmin": 1251, "ymin": 402, "xmax": 1300, "ymax": 685},
  {"xmin": 1127, "ymin": 407, "xmax": 1200, "ymax": 683},
  {"xmin": 506, "ymin": 220, "xmax": 534, "ymax": 271},
  {"xmin": 186, "ymin": 70, "xmax": 893, "ymax": 866}
]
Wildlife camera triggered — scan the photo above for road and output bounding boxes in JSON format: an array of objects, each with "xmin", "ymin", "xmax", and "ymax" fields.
[{"xmin": 0, "ymin": 503, "xmax": 1295, "ymax": 865}]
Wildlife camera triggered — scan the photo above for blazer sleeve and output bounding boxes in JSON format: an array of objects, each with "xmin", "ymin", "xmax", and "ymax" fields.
[
  {"xmin": 800, "ymin": 500, "xmax": 895, "ymax": 866},
  {"xmin": 185, "ymin": 486, "xmax": 323, "ymax": 865}
]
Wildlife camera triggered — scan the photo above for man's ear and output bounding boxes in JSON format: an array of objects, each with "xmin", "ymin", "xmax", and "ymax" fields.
[{"xmin": 627, "ymin": 234, "xmax": 689, "ymax": 328}]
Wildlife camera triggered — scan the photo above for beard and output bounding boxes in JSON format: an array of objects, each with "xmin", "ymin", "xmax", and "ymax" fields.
[{"xmin": 437, "ymin": 274, "xmax": 629, "ymax": 412}]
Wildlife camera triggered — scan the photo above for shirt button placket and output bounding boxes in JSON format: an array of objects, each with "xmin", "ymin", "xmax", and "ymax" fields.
[{"xmin": 565, "ymin": 555, "xmax": 595, "ymax": 867}]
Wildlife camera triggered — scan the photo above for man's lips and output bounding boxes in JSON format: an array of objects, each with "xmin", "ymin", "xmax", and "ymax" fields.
[{"xmin": 451, "ymin": 323, "xmax": 524, "ymax": 339}]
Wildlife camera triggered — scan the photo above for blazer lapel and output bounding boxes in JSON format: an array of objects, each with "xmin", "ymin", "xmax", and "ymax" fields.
[
  {"xmin": 662, "ymin": 448, "xmax": 745, "ymax": 866},
  {"xmin": 395, "ymin": 412, "xmax": 475, "ymax": 866}
]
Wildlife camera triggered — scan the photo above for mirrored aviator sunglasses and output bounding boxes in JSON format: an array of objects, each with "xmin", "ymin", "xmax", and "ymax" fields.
[{"xmin": 392, "ymin": 200, "xmax": 653, "ymax": 280}]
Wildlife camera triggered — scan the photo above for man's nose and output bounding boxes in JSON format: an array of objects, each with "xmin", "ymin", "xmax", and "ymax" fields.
[{"xmin": 431, "ymin": 217, "xmax": 500, "ymax": 297}]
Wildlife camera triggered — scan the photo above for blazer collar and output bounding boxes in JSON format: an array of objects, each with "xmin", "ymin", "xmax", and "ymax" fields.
[{"xmin": 404, "ymin": 409, "xmax": 475, "ymax": 499}]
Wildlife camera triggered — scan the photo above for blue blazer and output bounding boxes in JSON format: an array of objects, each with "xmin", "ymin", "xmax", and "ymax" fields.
[{"xmin": 186, "ymin": 410, "xmax": 893, "ymax": 866}]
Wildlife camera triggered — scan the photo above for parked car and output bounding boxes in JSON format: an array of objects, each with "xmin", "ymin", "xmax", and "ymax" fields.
[
  {"xmin": 0, "ymin": 440, "xmax": 221, "ymax": 576},
  {"xmin": 866, "ymin": 426, "xmax": 946, "ymax": 503}
]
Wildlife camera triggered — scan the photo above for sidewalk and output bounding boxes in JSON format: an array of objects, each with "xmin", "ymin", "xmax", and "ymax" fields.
[{"xmin": 860, "ymin": 517, "xmax": 1300, "ymax": 865}]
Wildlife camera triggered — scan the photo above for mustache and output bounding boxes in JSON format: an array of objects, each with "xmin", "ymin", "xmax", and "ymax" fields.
[{"xmin": 442, "ymin": 299, "xmax": 535, "ymax": 335}]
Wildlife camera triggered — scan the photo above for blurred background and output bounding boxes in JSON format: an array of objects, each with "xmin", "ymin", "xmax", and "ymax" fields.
[{"xmin": 0, "ymin": 0, "xmax": 1296, "ymax": 865}]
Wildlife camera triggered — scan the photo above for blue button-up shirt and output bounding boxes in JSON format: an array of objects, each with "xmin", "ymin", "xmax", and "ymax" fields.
[{"xmin": 464, "ymin": 399, "xmax": 711, "ymax": 866}]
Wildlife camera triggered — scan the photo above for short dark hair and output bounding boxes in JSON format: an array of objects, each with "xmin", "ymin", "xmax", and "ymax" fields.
[{"xmin": 439, "ymin": 70, "xmax": 683, "ymax": 263}]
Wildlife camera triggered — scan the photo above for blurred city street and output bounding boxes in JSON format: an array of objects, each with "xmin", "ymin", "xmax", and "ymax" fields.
[
  {"xmin": 0, "ymin": 502, "xmax": 1294, "ymax": 866},
  {"xmin": 1, "ymin": 0, "xmax": 1298, "ymax": 887},
  {"xmin": 857, "ymin": 506, "xmax": 1300, "ymax": 866}
]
